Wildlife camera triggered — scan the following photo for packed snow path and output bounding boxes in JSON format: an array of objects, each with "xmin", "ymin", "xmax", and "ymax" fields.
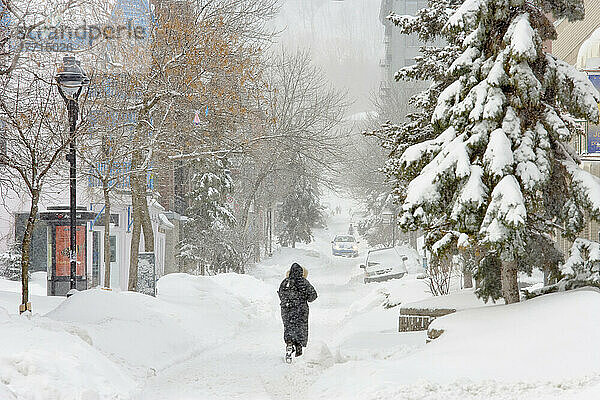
[{"xmin": 134, "ymin": 215, "xmax": 379, "ymax": 400}]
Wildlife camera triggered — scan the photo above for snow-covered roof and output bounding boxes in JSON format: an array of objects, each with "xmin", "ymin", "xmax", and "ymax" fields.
[
  {"xmin": 158, "ymin": 213, "xmax": 174, "ymax": 229},
  {"xmin": 577, "ymin": 27, "xmax": 600, "ymax": 70}
]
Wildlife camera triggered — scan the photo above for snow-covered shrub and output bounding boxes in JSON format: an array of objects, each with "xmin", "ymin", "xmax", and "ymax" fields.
[
  {"xmin": 0, "ymin": 244, "xmax": 22, "ymax": 281},
  {"xmin": 527, "ymin": 238, "xmax": 600, "ymax": 298}
]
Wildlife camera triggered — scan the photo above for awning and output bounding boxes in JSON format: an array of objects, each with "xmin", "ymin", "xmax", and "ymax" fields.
[{"xmin": 158, "ymin": 213, "xmax": 174, "ymax": 229}]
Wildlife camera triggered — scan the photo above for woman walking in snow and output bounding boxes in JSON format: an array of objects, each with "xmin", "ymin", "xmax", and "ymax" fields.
[{"xmin": 278, "ymin": 263, "xmax": 317, "ymax": 363}]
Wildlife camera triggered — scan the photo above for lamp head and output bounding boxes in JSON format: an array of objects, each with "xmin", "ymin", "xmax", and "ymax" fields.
[{"xmin": 55, "ymin": 56, "xmax": 89, "ymax": 99}]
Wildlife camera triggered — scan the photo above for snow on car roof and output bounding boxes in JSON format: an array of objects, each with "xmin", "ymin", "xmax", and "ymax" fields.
[{"xmin": 334, "ymin": 235, "xmax": 355, "ymax": 241}]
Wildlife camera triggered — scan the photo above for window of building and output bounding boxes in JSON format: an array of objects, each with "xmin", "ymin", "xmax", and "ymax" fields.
[
  {"xmin": 405, "ymin": 0, "xmax": 419, "ymax": 15},
  {"xmin": 407, "ymin": 33, "xmax": 420, "ymax": 48},
  {"xmin": 110, "ymin": 236, "xmax": 116, "ymax": 263},
  {"xmin": 404, "ymin": 58, "xmax": 415, "ymax": 66}
]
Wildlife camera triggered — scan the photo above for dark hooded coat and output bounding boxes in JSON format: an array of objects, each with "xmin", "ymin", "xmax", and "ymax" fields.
[{"xmin": 278, "ymin": 263, "xmax": 317, "ymax": 347}]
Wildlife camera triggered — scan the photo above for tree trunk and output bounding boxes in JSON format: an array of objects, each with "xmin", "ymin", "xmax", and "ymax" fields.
[
  {"xmin": 21, "ymin": 188, "xmax": 40, "ymax": 313},
  {"xmin": 501, "ymin": 259, "xmax": 520, "ymax": 304},
  {"xmin": 128, "ymin": 163, "xmax": 154, "ymax": 291},
  {"xmin": 472, "ymin": 247, "xmax": 484, "ymax": 289},
  {"xmin": 128, "ymin": 152, "xmax": 143, "ymax": 291},
  {"xmin": 141, "ymin": 198, "xmax": 154, "ymax": 253},
  {"xmin": 463, "ymin": 267, "xmax": 473, "ymax": 289},
  {"xmin": 128, "ymin": 204, "xmax": 142, "ymax": 291},
  {"xmin": 128, "ymin": 111, "xmax": 154, "ymax": 290},
  {"xmin": 103, "ymin": 182, "xmax": 111, "ymax": 288}
]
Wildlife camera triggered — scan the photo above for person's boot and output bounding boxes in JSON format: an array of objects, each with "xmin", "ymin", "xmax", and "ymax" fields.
[
  {"xmin": 295, "ymin": 344, "xmax": 303, "ymax": 357},
  {"xmin": 285, "ymin": 344, "xmax": 294, "ymax": 363}
]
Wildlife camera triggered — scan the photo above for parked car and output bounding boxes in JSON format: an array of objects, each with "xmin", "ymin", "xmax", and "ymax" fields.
[
  {"xmin": 360, "ymin": 247, "xmax": 408, "ymax": 283},
  {"xmin": 331, "ymin": 234, "xmax": 359, "ymax": 257}
]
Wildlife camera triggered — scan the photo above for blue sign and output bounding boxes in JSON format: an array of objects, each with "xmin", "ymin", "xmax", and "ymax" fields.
[
  {"xmin": 588, "ymin": 123, "xmax": 600, "ymax": 153},
  {"xmin": 588, "ymin": 74, "xmax": 600, "ymax": 92},
  {"xmin": 587, "ymin": 73, "xmax": 600, "ymax": 153}
]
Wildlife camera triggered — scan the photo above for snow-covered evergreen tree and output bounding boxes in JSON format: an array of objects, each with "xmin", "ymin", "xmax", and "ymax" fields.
[
  {"xmin": 278, "ymin": 175, "xmax": 322, "ymax": 248},
  {"xmin": 179, "ymin": 157, "xmax": 242, "ymax": 274},
  {"xmin": 386, "ymin": 0, "xmax": 600, "ymax": 303}
]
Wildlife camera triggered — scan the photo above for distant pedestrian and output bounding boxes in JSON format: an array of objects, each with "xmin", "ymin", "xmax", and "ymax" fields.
[{"xmin": 278, "ymin": 263, "xmax": 317, "ymax": 363}]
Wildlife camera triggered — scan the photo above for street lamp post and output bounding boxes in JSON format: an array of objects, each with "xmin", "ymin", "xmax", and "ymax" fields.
[{"xmin": 55, "ymin": 56, "xmax": 89, "ymax": 295}]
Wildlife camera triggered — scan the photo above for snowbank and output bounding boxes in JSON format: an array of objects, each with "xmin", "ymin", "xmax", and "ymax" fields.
[
  {"xmin": 310, "ymin": 289, "xmax": 600, "ymax": 399},
  {"xmin": 347, "ymin": 275, "xmax": 431, "ymax": 315},
  {"xmin": 1, "ymin": 272, "xmax": 280, "ymax": 398},
  {"xmin": 47, "ymin": 288, "xmax": 204, "ymax": 377},
  {"xmin": 0, "ymin": 384, "xmax": 16, "ymax": 400},
  {"xmin": 422, "ymin": 288, "xmax": 600, "ymax": 382},
  {"xmin": 0, "ymin": 271, "xmax": 47, "ymax": 296},
  {"xmin": 0, "ymin": 291, "xmax": 64, "ymax": 316},
  {"xmin": 0, "ymin": 306, "xmax": 134, "ymax": 400},
  {"xmin": 400, "ymin": 289, "xmax": 498, "ymax": 312},
  {"xmin": 336, "ymin": 330, "xmax": 425, "ymax": 362},
  {"xmin": 0, "ymin": 272, "xmax": 64, "ymax": 315},
  {"xmin": 209, "ymin": 272, "xmax": 278, "ymax": 317},
  {"xmin": 47, "ymin": 273, "xmax": 272, "ymax": 378}
]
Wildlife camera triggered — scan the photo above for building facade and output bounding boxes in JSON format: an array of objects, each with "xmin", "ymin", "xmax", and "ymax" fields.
[
  {"xmin": 379, "ymin": 0, "xmax": 431, "ymax": 102},
  {"xmin": 552, "ymin": 5, "xmax": 600, "ymax": 252},
  {"xmin": 553, "ymin": 0, "xmax": 600, "ymax": 66}
]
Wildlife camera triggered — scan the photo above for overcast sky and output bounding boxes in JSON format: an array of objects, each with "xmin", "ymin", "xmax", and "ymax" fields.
[{"xmin": 273, "ymin": 0, "xmax": 385, "ymax": 115}]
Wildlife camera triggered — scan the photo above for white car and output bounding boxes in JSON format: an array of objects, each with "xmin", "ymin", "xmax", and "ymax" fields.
[
  {"xmin": 331, "ymin": 235, "xmax": 359, "ymax": 257},
  {"xmin": 360, "ymin": 247, "xmax": 408, "ymax": 283}
]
